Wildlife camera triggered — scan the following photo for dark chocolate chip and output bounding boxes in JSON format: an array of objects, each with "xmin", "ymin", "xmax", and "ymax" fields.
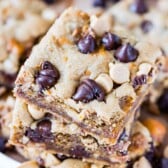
[
  {"xmin": 25, "ymin": 119, "xmax": 54, "ymax": 143},
  {"xmin": 36, "ymin": 61, "xmax": 59, "ymax": 90},
  {"xmin": 69, "ymin": 145, "xmax": 90, "ymax": 158},
  {"xmin": 77, "ymin": 35, "xmax": 97, "ymax": 54},
  {"xmin": 114, "ymin": 43, "xmax": 139, "ymax": 63},
  {"xmin": 56, "ymin": 154, "xmax": 69, "ymax": 161},
  {"xmin": 37, "ymin": 119, "xmax": 52, "ymax": 134},
  {"xmin": 43, "ymin": 0, "xmax": 56, "ymax": 4},
  {"xmin": 157, "ymin": 89, "xmax": 168, "ymax": 113},
  {"xmin": 93, "ymin": 0, "xmax": 106, "ymax": 7},
  {"xmin": 25, "ymin": 127, "xmax": 54, "ymax": 143},
  {"xmin": 37, "ymin": 157, "xmax": 45, "ymax": 167},
  {"xmin": 72, "ymin": 79, "xmax": 105, "ymax": 103},
  {"xmin": 0, "ymin": 137, "xmax": 7, "ymax": 153},
  {"xmin": 111, "ymin": 0, "xmax": 120, "ymax": 2},
  {"xmin": 130, "ymin": 0, "xmax": 148, "ymax": 14},
  {"xmin": 141, "ymin": 20, "xmax": 153, "ymax": 33},
  {"xmin": 132, "ymin": 75, "xmax": 147, "ymax": 88},
  {"xmin": 102, "ymin": 32, "xmax": 122, "ymax": 50}
]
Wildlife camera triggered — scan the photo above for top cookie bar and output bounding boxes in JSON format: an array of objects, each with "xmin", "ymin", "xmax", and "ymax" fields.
[{"xmin": 15, "ymin": 8, "xmax": 162, "ymax": 144}]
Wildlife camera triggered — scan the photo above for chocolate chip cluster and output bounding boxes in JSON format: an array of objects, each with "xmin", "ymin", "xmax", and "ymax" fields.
[
  {"xmin": 77, "ymin": 32, "xmax": 139, "ymax": 63},
  {"xmin": 130, "ymin": 0, "xmax": 148, "ymax": 15}
]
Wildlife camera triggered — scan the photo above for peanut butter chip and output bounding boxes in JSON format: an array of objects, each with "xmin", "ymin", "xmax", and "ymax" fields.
[
  {"xmin": 109, "ymin": 63, "xmax": 130, "ymax": 84},
  {"xmin": 28, "ymin": 105, "xmax": 45, "ymax": 120},
  {"xmin": 90, "ymin": 14, "xmax": 113, "ymax": 36},
  {"xmin": 137, "ymin": 63, "xmax": 152, "ymax": 75},
  {"xmin": 95, "ymin": 73, "xmax": 113, "ymax": 93}
]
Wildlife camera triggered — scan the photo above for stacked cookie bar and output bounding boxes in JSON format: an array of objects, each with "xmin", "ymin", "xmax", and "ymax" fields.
[{"xmin": 10, "ymin": 8, "xmax": 162, "ymax": 166}]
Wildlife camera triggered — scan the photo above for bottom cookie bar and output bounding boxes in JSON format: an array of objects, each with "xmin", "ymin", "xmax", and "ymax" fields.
[
  {"xmin": 11, "ymin": 99, "xmax": 131, "ymax": 165},
  {"xmin": 16, "ymin": 122, "xmax": 152, "ymax": 168}
]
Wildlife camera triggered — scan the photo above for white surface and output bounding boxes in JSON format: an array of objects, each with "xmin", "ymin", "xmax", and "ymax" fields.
[{"xmin": 0, "ymin": 153, "xmax": 20, "ymax": 168}]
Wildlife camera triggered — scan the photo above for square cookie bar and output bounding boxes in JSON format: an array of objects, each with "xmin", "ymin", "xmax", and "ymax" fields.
[
  {"xmin": 0, "ymin": 0, "xmax": 57, "ymax": 96},
  {"xmin": 11, "ymin": 99, "xmax": 131, "ymax": 165},
  {"xmin": 11, "ymin": 98, "xmax": 152, "ymax": 165},
  {"xmin": 14, "ymin": 8, "xmax": 162, "ymax": 145}
]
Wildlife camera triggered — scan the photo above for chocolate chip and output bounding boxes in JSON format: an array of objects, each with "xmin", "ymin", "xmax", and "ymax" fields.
[
  {"xmin": 93, "ymin": 0, "xmax": 106, "ymax": 7},
  {"xmin": 132, "ymin": 75, "xmax": 147, "ymax": 88},
  {"xmin": 130, "ymin": 0, "xmax": 148, "ymax": 14},
  {"xmin": 157, "ymin": 89, "xmax": 168, "ymax": 113},
  {"xmin": 102, "ymin": 32, "xmax": 122, "ymax": 50},
  {"xmin": 0, "ymin": 137, "xmax": 6, "ymax": 152},
  {"xmin": 56, "ymin": 154, "xmax": 69, "ymax": 161},
  {"xmin": 43, "ymin": 0, "xmax": 56, "ymax": 4},
  {"xmin": 77, "ymin": 35, "xmax": 97, "ymax": 54},
  {"xmin": 25, "ymin": 119, "xmax": 54, "ymax": 143},
  {"xmin": 37, "ymin": 119, "xmax": 52, "ymax": 134},
  {"xmin": 69, "ymin": 145, "xmax": 90, "ymax": 158},
  {"xmin": 111, "ymin": 0, "xmax": 120, "ymax": 2},
  {"xmin": 141, "ymin": 20, "xmax": 153, "ymax": 33},
  {"xmin": 114, "ymin": 43, "xmax": 139, "ymax": 63},
  {"xmin": 36, "ymin": 61, "xmax": 59, "ymax": 90},
  {"xmin": 72, "ymin": 79, "xmax": 105, "ymax": 103},
  {"xmin": 37, "ymin": 157, "xmax": 45, "ymax": 167}
]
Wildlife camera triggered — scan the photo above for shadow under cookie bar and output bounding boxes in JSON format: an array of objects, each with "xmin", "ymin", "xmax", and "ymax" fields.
[
  {"xmin": 10, "ymin": 99, "xmax": 152, "ymax": 166},
  {"xmin": 14, "ymin": 8, "xmax": 162, "ymax": 145}
]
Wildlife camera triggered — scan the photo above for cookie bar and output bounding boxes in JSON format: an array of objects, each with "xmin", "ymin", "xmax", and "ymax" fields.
[
  {"xmin": 14, "ymin": 8, "xmax": 162, "ymax": 145},
  {"xmin": 15, "ymin": 8, "xmax": 161, "ymax": 144},
  {"xmin": 11, "ymin": 98, "xmax": 132, "ymax": 165},
  {"xmin": 12, "ymin": 115, "xmax": 152, "ymax": 168},
  {"xmin": 0, "ymin": 0, "xmax": 57, "ymax": 96}
]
